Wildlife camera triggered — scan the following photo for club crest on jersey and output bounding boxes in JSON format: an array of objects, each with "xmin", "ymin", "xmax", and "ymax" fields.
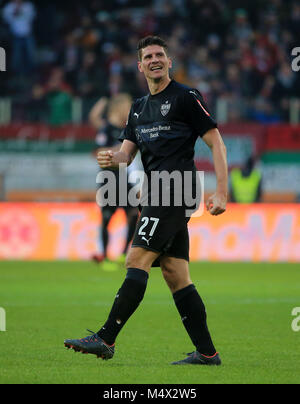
[{"xmin": 160, "ymin": 101, "xmax": 171, "ymax": 116}]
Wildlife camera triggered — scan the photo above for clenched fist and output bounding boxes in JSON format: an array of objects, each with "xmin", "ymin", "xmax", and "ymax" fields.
[
  {"xmin": 97, "ymin": 150, "xmax": 115, "ymax": 168},
  {"xmin": 206, "ymin": 193, "xmax": 227, "ymax": 216}
]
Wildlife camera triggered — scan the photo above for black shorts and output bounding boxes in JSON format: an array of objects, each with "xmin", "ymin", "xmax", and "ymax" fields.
[{"xmin": 131, "ymin": 205, "xmax": 190, "ymax": 267}]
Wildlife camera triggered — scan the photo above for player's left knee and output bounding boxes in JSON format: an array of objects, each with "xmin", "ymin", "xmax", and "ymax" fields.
[
  {"xmin": 160, "ymin": 257, "xmax": 192, "ymax": 293},
  {"xmin": 160, "ymin": 256, "xmax": 179, "ymax": 276},
  {"xmin": 160, "ymin": 256, "xmax": 172, "ymax": 271}
]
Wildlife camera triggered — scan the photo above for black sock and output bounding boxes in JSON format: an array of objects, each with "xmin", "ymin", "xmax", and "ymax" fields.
[
  {"xmin": 97, "ymin": 268, "xmax": 149, "ymax": 345},
  {"xmin": 123, "ymin": 210, "xmax": 138, "ymax": 254},
  {"xmin": 101, "ymin": 207, "xmax": 115, "ymax": 258},
  {"xmin": 173, "ymin": 284, "xmax": 216, "ymax": 356}
]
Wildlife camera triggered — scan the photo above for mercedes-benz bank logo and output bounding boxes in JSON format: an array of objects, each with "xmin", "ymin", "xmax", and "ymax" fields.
[{"xmin": 0, "ymin": 47, "xmax": 6, "ymax": 71}]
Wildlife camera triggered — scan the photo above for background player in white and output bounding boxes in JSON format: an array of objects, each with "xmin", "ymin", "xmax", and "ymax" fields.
[{"xmin": 89, "ymin": 94, "xmax": 140, "ymax": 271}]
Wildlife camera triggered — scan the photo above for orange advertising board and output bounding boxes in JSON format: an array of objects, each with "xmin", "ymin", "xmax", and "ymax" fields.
[{"xmin": 0, "ymin": 202, "xmax": 299, "ymax": 262}]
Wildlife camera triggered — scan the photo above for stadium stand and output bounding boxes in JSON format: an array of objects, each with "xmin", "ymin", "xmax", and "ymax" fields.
[{"xmin": 0, "ymin": 0, "xmax": 300, "ymax": 203}]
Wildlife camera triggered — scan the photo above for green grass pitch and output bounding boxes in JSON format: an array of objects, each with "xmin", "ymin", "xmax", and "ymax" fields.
[{"xmin": 0, "ymin": 261, "xmax": 300, "ymax": 384}]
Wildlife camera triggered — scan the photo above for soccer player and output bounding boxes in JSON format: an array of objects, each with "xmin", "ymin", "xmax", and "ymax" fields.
[
  {"xmin": 64, "ymin": 36, "xmax": 228, "ymax": 365},
  {"xmin": 89, "ymin": 94, "xmax": 139, "ymax": 270}
]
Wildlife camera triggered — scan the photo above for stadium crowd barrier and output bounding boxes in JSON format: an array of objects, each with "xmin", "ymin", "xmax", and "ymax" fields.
[{"xmin": 0, "ymin": 122, "xmax": 300, "ymax": 202}]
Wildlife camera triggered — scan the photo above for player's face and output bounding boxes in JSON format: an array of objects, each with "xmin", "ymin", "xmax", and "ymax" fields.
[{"xmin": 138, "ymin": 45, "xmax": 172, "ymax": 81}]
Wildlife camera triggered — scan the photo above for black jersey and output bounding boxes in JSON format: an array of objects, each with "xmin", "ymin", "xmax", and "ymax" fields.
[
  {"xmin": 96, "ymin": 122, "xmax": 122, "ymax": 149},
  {"xmin": 120, "ymin": 80, "xmax": 217, "ymax": 176}
]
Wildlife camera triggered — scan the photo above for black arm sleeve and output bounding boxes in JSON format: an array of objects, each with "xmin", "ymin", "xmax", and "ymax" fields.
[
  {"xmin": 182, "ymin": 89, "xmax": 217, "ymax": 137},
  {"xmin": 118, "ymin": 104, "xmax": 137, "ymax": 144},
  {"xmin": 96, "ymin": 126, "xmax": 117, "ymax": 148}
]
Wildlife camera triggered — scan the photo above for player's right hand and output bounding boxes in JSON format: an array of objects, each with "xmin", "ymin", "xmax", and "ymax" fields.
[{"xmin": 97, "ymin": 150, "xmax": 114, "ymax": 168}]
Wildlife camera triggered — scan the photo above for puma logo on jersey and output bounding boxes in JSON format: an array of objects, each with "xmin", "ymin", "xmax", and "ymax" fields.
[
  {"xmin": 141, "ymin": 236, "xmax": 152, "ymax": 245},
  {"xmin": 189, "ymin": 90, "xmax": 210, "ymax": 116},
  {"xmin": 134, "ymin": 112, "xmax": 140, "ymax": 119}
]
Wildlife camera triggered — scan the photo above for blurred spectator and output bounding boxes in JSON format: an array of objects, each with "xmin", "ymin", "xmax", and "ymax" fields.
[
  {"xmin": 2, "ymin": 0, "xmax": 36, "ymax": 74},
  {"xmin": 231, "ymin": 8, "xmax": 253, "ymax": 41},
  {"xmin": 272, "ymin": 62, "xmax": 297, "ymax": 99},
  {"xmin": 0, "ymin": 0, "xmax": 299, "ymax": 124},
  {"xmin": 77, "ymin": 16, "xmax": 100, "ymax": 50},
  {"xmin": 249, "ymin": 97, "xmax": 282, "ymax": 124},
  {"xmin": 76, "ymin": 50, "xmax": 109, "ymax": 119},
  {"xmin": 118, "ymin": 52, "xmax": 140, "ymax": 98},
  {"xmin": 270, "ymin": 62, "xmax": 298, "ymax": 120},
  {"xmin": 155, "ymin": 1, "xmax": 180, "ymax": 36},
  {"xmin": 56, "ymin": 32, "xmax": 82, "ymax": 90},
  {"xmin": 27, "ymin": 83, "xmax": 48, "ymax": 122},
  {"xmin": 230, "ymin": 157, "xmax": 263, "ymax": 203},
  {"xmin": 288, "ymin": 2, "xmax": 300, "ymax": 40},
  {"xmin": 76, "ymin": 51, "xmax": 108, "ymax": 98},
  {"xmin": 224, "ymin": 64, "xmax": 242, "ymax": 98},
  {"xmin": 44, "ymin": 67, "xmax": 72, "ymax": 126},
  {"xmin": 252, "ymin": 33, "xmax": 278, "ymax": 77}
]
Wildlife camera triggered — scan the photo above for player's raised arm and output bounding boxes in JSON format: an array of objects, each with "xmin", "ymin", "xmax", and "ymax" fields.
[
  {"xmin": 202, "ymin": 128, "xmax": 228, "ymax": 216},
  {"xmin": 89, "ymin": 97, "xmax": 108, "ymax": 130},
  {"xmin": 97, "ymin": 139, "xmax": 138, "ymax": 169}
]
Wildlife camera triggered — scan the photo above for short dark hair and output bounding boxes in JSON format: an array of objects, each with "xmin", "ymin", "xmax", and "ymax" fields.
[{"xmin": 137, "ymin": 36, "xmax": 168, "ymax": 60}]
